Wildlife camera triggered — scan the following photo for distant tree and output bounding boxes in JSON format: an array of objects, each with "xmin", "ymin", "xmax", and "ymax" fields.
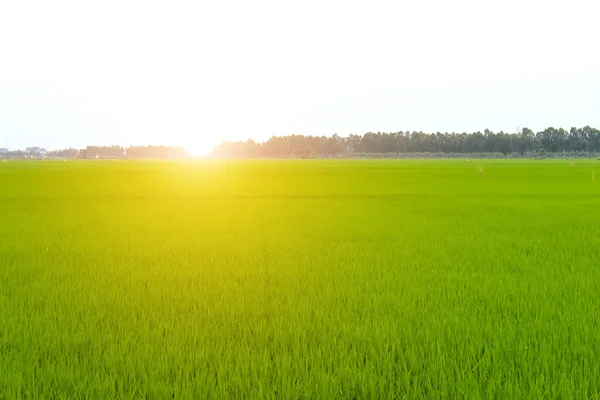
[
  {"xmin": 538, "ymin": 148, "xmax": 546, "ymax": 157},
  {"xmin": 48, "ymin": 148, "xmax": 79, "ymax": 158}
]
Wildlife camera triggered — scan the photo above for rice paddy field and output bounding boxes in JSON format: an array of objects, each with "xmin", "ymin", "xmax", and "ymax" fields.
[{"xmin": 2, "ymin": 159, "xmax": 600, "ymax": 399}]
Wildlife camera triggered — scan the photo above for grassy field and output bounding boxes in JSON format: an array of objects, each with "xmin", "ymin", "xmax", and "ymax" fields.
[{"xmin": 2, "ymin": 159, "xmax": 600, "ymax": 399}]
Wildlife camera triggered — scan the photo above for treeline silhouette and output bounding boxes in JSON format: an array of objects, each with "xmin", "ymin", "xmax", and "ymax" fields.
[
  {"xmin": 210, "ymin": 126, "xmax": 600, "ymax": 158},
  {"xmin": 4, "ymin": 127, "xmax": 600, "ymax": 160},
  {"xmin": 1, "ymin": 145, "xmax": 190, "ymax": 159},
  {"xmin": 78, "ymin": 145, "xmax": 190, "ymax": 159},
  {"xmin": 48, "ymin": 148, "xmax": 79, "ymax": 158},
  {"xmin": 46, "ymin": 146, "xmax": 189, "ymax": 159}
]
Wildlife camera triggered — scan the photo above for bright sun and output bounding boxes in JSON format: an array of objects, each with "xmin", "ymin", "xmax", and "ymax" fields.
[{"xmin": 184, "ymin": 141, "xmax": 215, "ymax": 157}]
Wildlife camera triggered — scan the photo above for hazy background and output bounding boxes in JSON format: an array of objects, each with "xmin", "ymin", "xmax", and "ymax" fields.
[{"xmin": 1, "ymin": 0, "xmax": 599, "ymax": 155}]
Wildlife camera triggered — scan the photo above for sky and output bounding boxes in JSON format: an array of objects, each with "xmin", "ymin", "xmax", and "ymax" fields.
[{"xmin": 1, "ymin": 0, "xmax": 599, "ymax": 155}]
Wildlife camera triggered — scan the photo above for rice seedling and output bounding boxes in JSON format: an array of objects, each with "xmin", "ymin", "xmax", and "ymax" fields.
[{"xmin": 2, "ymin": 159, "xmax": 600, "ymax": 398}]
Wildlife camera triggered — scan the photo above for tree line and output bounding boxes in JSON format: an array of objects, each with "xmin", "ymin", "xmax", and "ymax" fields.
[
  {"xmin": 0, "ymin": 145, "xmax": 190, "ymax": 159},
  {"xmin": 4, "ymin": 127, "xmax": 600, "ymax": 160},
  {"xmin": 75, "ymin": 145, "xmax": 190, "ymax": 159},
  {"xmin": 210, "ymin": 126, "xmax": 600, "ymax": 158}
]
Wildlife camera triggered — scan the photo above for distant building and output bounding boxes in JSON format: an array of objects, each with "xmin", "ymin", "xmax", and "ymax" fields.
[{"xmin": 0, "ymin": 148, "xmax": 8, "ymax": 153}]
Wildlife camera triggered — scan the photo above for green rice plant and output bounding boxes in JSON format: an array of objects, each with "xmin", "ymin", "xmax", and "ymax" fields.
[{"xmin": 2, "ymin": 159, "xmax": 600, "ymax": 398}]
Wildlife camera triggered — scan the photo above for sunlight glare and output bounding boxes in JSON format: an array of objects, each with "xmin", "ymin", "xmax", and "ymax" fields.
[{"xmin": 184, "ymin": 141, "xmax": 215, "ymax": 157}]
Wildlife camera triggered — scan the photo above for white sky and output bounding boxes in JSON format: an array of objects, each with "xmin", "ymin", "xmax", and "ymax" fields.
[{"xmin": 1, "ymin": 0, "xmax": 599, "ymax": 155}]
